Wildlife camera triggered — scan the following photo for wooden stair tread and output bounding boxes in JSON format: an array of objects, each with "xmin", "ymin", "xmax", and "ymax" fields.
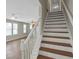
[
  {"xmin": 37, "ymin": 55, "xmax": 54, "ymax": 59},
  {"xmin": 45, "ymin": 19, "xmax": 65, "ymax": 21},
  {"xmin": 48, "ymin": 12, "xmax": 63, "ymax": 14},
  {"xmin": 48, "ymin": 16, "xmax": 64, "ymax": 18},
  {"xmin": 45, "ymin": 27, "xmax": 67, "ymax": 29},
  {"xmin": 40, "ymin": 47, "xmax": 73, "ymax": 57},
  {"xmin": 48, "ymin": 14, "xmax": 64, "ymax": 16},
  {"xmin": 42, "ymin": 41, "xmax": 72, "ymax": 47},
  {"xmin": 44, "ymin": 31, "xmax": 68, "ymax": 33},
  {"xmin": 43, "ymin": 35, "xmax": 70, "ymax": 39},
  {"xmin": 45, "ymin": 23, "xmax": 66, "ymax": 25}
]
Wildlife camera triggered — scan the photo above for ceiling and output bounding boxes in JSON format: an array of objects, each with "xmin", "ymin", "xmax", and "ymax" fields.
[
  {"xmin": 6, "ymin": 0, "xmax": 40, "ymax": 23},
  {"xmin": 6, "ymin": 0, "xmax": 61, "ymax": 23}
]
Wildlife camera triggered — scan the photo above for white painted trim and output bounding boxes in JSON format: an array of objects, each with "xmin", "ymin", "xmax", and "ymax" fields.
[{"xmin": 62, "ymin": 0, "xmax": 73, "ymax": 26}]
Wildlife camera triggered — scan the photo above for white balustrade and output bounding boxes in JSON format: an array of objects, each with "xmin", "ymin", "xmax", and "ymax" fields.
[
  {"xmin": 61, "ymin": 0, "xmax": 73, "ymax": 46},
  {"xmin": 20, "ymin": 19, "xmax": 42, "ymax": 59}
]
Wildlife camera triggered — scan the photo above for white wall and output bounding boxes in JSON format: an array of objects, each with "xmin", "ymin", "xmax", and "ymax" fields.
[
  {"xmin": 62, "ymin": 0, "xmax": 73, "ymax": 38},
  {"xmin": 6, "ymin": 0, "xmax": 40, "ymax": 23},
  {"xmin": 51, "ymin": 0, "xmax": 61, "ymax": 12},
  {"xmin": 39, "ymin": 0, "xmax": 48, "ymax": 19},
  {"xmin": 63, "ymin": 0, "xmax": 73, "ymax": 16},
  {"xmin": 48, "ymin": 0, "xmax": 51, "ymax": 11}
]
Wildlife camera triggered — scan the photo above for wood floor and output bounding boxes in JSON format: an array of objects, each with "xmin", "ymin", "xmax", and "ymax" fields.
[
  {"xmin": 37, "ymin": 55, "xmax": 54, "ymax": 59},
  {"xmin": 6, "ymin": 39, "xmax": 25, "ymax": 59}
]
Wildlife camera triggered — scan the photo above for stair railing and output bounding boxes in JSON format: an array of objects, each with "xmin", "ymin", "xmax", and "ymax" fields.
[
  {"xmin": 61, "ymin": 0, "xmax": 73, "ymax": 46},
  {"xmin": 20, "ymin": 19, "xmax": 42, "ymax": 59},
  {"xmin": 61, "ymin": 0, "xmax": 73, "ymax": 26}
]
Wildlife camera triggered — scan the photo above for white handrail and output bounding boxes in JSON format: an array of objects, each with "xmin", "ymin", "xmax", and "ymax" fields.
[
  {"xmin": 24, "ymin": 20, "xmax": 39, "ymax": 44},
  {"xmin": 61, "ymin": 0, "xmax": 73, "ymax": 46},
  {"xmin": 62, "ymin": 0, "xmax": 73, "ymax": 26},
  {"xmin": 21, "ymin": 19, "xmax": 42, "ymax": 59}
]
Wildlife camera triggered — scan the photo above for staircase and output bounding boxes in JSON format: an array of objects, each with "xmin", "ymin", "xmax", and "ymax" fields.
[{"xmin": 37, "ymin": 11, "xmax": 73, "ymax": 59}]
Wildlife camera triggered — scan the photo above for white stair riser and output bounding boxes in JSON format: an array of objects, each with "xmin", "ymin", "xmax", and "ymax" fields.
[
  {"xmin": 44, "ymin": 25, "xmax": 67, "ymax": 27},
  {"xmin": 43, "ymin": 37, "xmax": 71, "ymax": 44},
  {"xmin": 44, "ymin": 21, "xmax": 66, "ymax": 24},
  {"xmin": 47, "ymin": 17, "xmax": 64, "ymax": 18},
  {"xmin": 44, "ymin": 22, "xmax": 66, "ymax": 24},
  {"xmin": 43, "ymin": 33, "xmax": 69, "ymax": 37},
  {"xmin": 41, "ymin": 43, "xmax": 72, "ymax": 52},
  {"xmin": 48, "ymin": 15, "xmax": 64, "ymax": 16},
  {"xmin": 47, "ymin": 16, "xmax": 64, "ymax": 18},
  {"xmin": 48, "ymin": 14, "xmax": 64, "ymax": 15},
  {"xmin": 44, "ymin": 29, "xmax": 68, "ymax": 32},
  {"xmin": 45, "ymin": 19, "xmax": 65, "ymax": 21},
  {"xmin": 39, "ymin": 51, "xmax": 72, "ymax": 59}
]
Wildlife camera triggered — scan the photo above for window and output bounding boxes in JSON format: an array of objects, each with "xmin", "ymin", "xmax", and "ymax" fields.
[
  {"xmin": 6, "ymin": 23, "xmax": 12, "ymax": 36},
  {"xmin": 30, "ymin": 24, "xmax": 32, "ymax": 30},
  {"xmin": 23, "ymin": 24, "xmax": 27, "ymax": 33},
  {"xmin": 13, "ymin": 23, "xmax": 18, "ymax": 35}
]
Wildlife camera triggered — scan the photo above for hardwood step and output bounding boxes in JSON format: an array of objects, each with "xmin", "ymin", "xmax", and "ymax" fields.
[
  {"xmin": 44, "ymin": 29, "xmax": 68, "ymax": 32},
  {"xmin": 46, "ymin": 17, "xmax": 64, "ymax": 19},
  {"xmin": 45, "ymin": 19, "xmax": 65, "ymax": 20},
  {"xmin": 45, "ymin": 23, "xmax": 66, "ymax": 25},
  {"xmin": 47, "ymin": 17, "xmax": 64, "ymax": 19},
  {"xmin": 47, "ymin": 16, "xmax": 64, "ymax": 18},
  {"xmin": 45, "ymin": 19, "xmax": 65, "ymax": 21},
  {"xmin": 44, "ymin": 31, "xmax": 68, "ymax": 33},
  {"xmin": 44, "ymin": 21, "xmax": 66, "ymax": 23},
  {"xmin": 48, "ymin": 13, "xmax": 64, "ymax": 15},
  {"xmin": 42, "ymin": 41, "xmax": 72, "ymax": 47},
  {"xmin": 39, "ymin": 51, "xmax": 73, "ymax": 59},
  {"xmin": 49, "ymin": 11, "xmax": 62, "ymax": 14},
  {"xmin": 43, "ymin": 35, "xmax": 70, "ymax": 39},
  {"xmin": 49, "ymin": 11, "xmax": 63, "ymax": 14},
  {"xmin": 45, "ymin": 19, "xmax": 65, "ymax": 22},
  {"xmin": 43, "ymin": 37, "xmax": 71, "ymax": 44},
  {"xmin": 37, "ymin": 55, "xmax": 54, "ymax": 59},
  {"xmin": 40, "ymin": 47, "xmax": 73, "ymax": 57},
  {"xmin": 41, "ymin": 43, "xmax": 72, "ymax": 52},
  {"xmin": 48, "ymin": 14, "xmax": 64, "ymax": 17},
  {"xmin": 44, "ymin": 27, "xmax": 67, "ymax": 29},
  {"xmin": 43, "ymin": 32, "xmax": 69, "ymax": 37},
  {"xmin": 44, "ymin": 25, "xmax": 67, "ymax": 28},
  {"xmin": 48, "ymin": 12, "xmax": 63, "ymax": 15}
]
